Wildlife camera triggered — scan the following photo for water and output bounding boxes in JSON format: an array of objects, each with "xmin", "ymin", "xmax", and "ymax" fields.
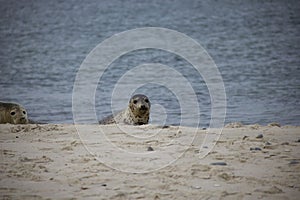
[{"xmin": 0, "ymin": 0, "xmax": 299, "ymax": 126}]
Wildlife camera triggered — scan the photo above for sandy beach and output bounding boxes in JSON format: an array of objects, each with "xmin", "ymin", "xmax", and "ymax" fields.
[{"xmin": 0, "ymin": 123, "xmax": 299, "ymax": 199}]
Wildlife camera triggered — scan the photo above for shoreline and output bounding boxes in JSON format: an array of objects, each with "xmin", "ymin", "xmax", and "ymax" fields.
[{"xmin": 1, "ymin": 124, "xmax": 299, "ymax": 199}]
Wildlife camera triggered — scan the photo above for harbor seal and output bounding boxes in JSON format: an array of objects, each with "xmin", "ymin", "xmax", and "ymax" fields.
[
  {"xmin": 99, "ymin": 94, "xmax": 151, "ymax": 125},
  {"xmin": 0, "ymin": 102, "xmax": 28, "ymax": 124}
]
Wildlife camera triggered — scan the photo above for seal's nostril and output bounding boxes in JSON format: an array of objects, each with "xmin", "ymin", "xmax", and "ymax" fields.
[{"xmin": 140, "ymin": 105, "xmax": 146, "ymax": 110}]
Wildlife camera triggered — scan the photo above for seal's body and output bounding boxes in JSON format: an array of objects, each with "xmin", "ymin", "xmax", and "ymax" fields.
[
  {"xmin": 0, "ymin": 102, "xmax": 28, "ymax": 124},
  {"xmin": 99, "ymin": 94, "xmax": 151, "ymax": 125}
]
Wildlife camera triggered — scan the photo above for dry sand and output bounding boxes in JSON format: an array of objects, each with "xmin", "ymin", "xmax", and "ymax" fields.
[{"xmin": 0, "ymin": 123, "xmax": 299, "ymax": 199}]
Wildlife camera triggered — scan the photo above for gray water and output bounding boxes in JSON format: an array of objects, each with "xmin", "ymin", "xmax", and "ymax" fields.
[{"xmin": 0, "ymin": 0, "xmax": 299, "ymax": 127}]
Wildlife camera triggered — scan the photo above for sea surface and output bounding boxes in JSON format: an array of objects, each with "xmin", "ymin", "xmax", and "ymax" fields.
[{"xmin": 0, "ymin": 0, "xmax": 299, "ymax": 127}]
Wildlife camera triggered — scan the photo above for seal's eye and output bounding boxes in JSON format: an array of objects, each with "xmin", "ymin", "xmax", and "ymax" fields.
[
  {"xmin": 145, "ymin": 99, "xmax": 149, "ymax": 103},
  {"xmin": 133, "ymin": 100, "xmax": 138, "ymax": 104},
  {"xmin": 23, "ymin": 111, "xmax": 26, "ymax": 115},
  {"xmin": 10, "ymin": 111, "xmax": 16, "ymax": 116}
]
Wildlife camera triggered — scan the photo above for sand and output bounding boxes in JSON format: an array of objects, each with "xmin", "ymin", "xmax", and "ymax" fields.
[{"xmin": 0, "ymin": 123, "xmax": 299, "ymax": 199}]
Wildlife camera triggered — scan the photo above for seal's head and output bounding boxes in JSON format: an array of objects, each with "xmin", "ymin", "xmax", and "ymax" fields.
[
  {"xmin": 0, "ymin": 102, "xmax": 29, "ymax": 124},
  {"xmin": 129, "ymin": 94, "xmax": 151, "ymax": 124},
  {"xmin": 8, "ymin": 104, "xmax": 28, "ymax": 124}
]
